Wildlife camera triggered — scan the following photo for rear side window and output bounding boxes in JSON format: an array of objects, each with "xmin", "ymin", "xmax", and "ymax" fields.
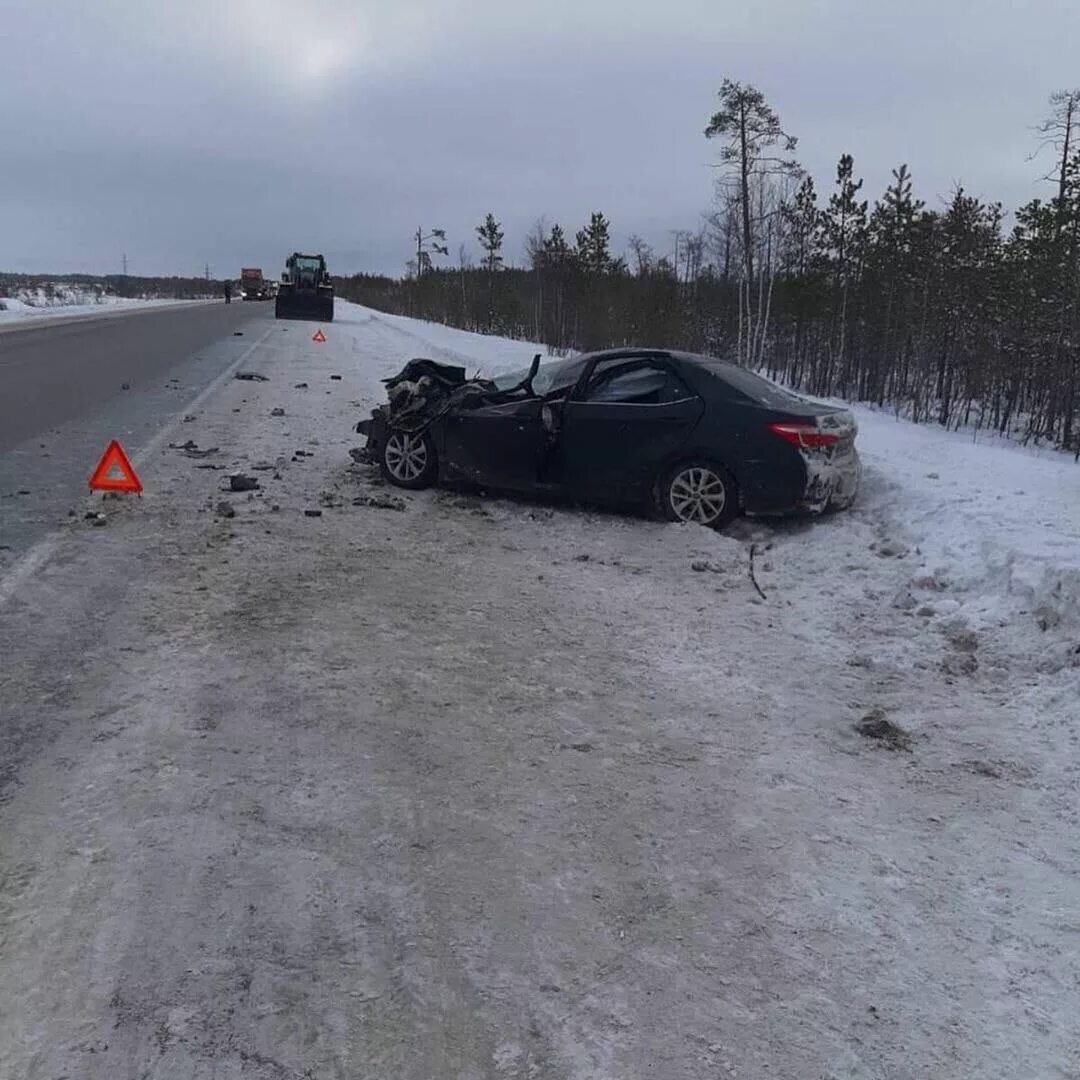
[
  {"xmin": 584, "ymin": 360, "xmax": 695, "ymax": 405},
  {"xmin": 702, "ymin": 362, "xmax": 807, "ymax": 408}
]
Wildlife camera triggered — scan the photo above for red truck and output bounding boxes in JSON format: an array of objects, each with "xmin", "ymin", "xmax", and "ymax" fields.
[{"xmin": 239, "ymin": 267, "xmax": 267, "ymax": 301}]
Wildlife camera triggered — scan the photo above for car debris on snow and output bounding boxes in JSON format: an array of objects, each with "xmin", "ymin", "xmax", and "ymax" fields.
[
  {"xmin": 330, "ymin": 374, "xmax": 342, "ymax": 381},
  {"xmin": 294, "ymin": 382, "xmax": 308, "ymax": 389},
  {"xmin": 226, "ymin": 474, "xmax": 259, "ymax": 492},
  {"xmin": 169, "ymin": 440, "xmax": 220, "ymax": 459},
  {"xmin": 304, "ymin": 509, "xmax": 322, "ymax": 517},
  {"xmin": 234, "ymin": 371, "xmax": 268, "ymax": 382},
  {"xmin": 182, "ymin": 414, "xmax": 196, "ymax": 422}
]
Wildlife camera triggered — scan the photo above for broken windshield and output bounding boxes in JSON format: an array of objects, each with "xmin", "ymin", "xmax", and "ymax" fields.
[{"xmin": 491, "ymin": 355, "xmax": 586, "ymax": 396}]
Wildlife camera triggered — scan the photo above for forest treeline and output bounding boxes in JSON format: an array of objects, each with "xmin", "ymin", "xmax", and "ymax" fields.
[
  {"xmin": 0, "ymin": 273, "xmax": 224, "ymax": 300},
  {"xmin": 336, "ymin": 83, "xmax": 1080, "ymax": 452}
]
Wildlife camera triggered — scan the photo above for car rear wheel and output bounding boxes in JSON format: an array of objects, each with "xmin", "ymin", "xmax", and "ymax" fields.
[
  {"xmin": 381, "ymin": 429, "xmax": 437, "ymax": 489},
  {"xmin": 658, "ymin": 461, "xmax": 738, "ymax": 529}
]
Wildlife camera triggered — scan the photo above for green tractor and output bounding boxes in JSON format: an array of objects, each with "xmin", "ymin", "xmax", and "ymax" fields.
[{"xmin": 275, "ymin": 252, "xmax": 334, "ymax": 321}]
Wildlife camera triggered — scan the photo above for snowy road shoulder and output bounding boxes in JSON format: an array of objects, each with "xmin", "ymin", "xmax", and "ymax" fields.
[{"xmin": 0, "ymin": 301, "xmax": 1077, "ymax": 1079}]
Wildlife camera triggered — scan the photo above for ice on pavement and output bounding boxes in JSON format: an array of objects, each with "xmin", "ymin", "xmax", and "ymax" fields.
[{"xmin": 1, "ymin": 299, "xmax": 1077, "ymax": 1079}]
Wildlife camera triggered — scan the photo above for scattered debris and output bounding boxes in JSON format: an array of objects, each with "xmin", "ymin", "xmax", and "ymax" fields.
[
  {"xmin": 319, "ymin": 491, "xmax": 345, "ymax": 509},
  {"xmin": 348, "ymin": 446, "xmax": 371, "ymax": 464},
  {"xmin": 294, "ymin": 382, "xmax": 308, "ymax": 389},
  {"xmin": 304, "ymin": 509, "xmax": 323, "ymax": 518},
  {"xmin": 559, "ymin": 742, "xmax": 594, "ymax": 753},
  {"xmin": 352, "ymin": 493, "xmax": 406, "ymax": 512},
  {"xmin": 227, "ymin": 474, "xmax": 260, "ymax": 493},
  {"xmin": 85, "ymin": 511, "xmax": 108, "ymax": 527},
  {"xmin": 169, "ymin": 440, "xmax": 222, "ymax": 458},
  {"xmin": 215, "ymin": 501, "xmax": 236, "ymax": 519},
  {"xmin": 182, "ymin": 414, "xmax": 196, "ymax": 423},
  {"xmin": 575, "ymin": 553, "xmax": 592, "ymax": 563},
  {"xmin": 249, "ymin": 462, "xmax": 276, "ymax": 472},
  {"xmin": 854, "ymin": 708, "xmax": 912, "ymax": 751},
  {"xmin": 966, "ymin": 760, "xmax": 1002, "ymax": 779},
  {"xmin": 330, "ymin": 375, "xmax": 342, "ymax": 381},
  {"xmin": 748, "ymin": 543, "xmax": 768, "ymax": 600},
  {"xmin": 234, "ymin": 371, "xmax": 268, "ymax": 382},
  {"xmin": 692, "ymin": 559, "xmax": 726, "ymax": 574},
  {"xmin": 270, "ymin": 407, "xmax": 285, "ymax": 417},
  {"xmin": 121, "ymin": 382, "xmax": 131, "ymax": 391},
  {"xmin": 233, "ymin": 331, "xmax": 244, "ymax": 336},
  {"xmin": 16, "ymin": 489, "xmax": 30, "ymax": 496},
  {"xmin": 195, "ymin": 464, "xmax": 224, "ymax": 470}
]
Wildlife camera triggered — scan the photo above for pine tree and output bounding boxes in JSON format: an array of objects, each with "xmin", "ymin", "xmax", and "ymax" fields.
[
  {"xmin": 575, "ymin": 212, "xmax": 613, "ymax": 275},
  {"xmin": 819, "ymin": 154, "xmax": 868, "ymax": 393},
  {"xmin": 475, "ymin": 213, "xmax": 504, "ymax": 273}
]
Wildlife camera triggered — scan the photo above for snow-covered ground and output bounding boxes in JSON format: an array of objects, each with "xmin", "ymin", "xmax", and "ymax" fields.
[
  {"xmin": 0, "ymin": 285, "xmax": 207, "ymax": 325},
  {"xmin": 1, "ymin": 301, "xmax": 1078, "ymax": 1079}
]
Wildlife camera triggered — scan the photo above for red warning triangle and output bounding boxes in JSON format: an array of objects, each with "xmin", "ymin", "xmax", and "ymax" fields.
[
  {"xmin": 89, "ymin": 439, "xmax": 143, "ymax": 494},
  {"xmin": 312, "ymin": 329, "xmax": 327, "ymax": 343}
]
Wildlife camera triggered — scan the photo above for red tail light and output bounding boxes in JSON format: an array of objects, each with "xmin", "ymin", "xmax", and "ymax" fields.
[{"xmin": 768, "ymin": 422, "xmax": 840, "ymax": 449}]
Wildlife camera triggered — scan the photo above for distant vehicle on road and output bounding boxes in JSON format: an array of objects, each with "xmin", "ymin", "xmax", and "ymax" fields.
[
  {"xmin": 275, "ymin": 252, "xmax": 333, "ymax": 321},
  {"xmin": 239, "ymin": 267, "xmax": 267, "ymax": 301},
  {"xmin": 357, "ymin": 349, "xmax": 859, "ymax": 529}
]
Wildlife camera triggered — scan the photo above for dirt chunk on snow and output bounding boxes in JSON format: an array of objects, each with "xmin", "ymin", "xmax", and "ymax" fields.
[
  {"xmin": 942, "ymin": 652, "xmax": 979, "ymax": 676},
  {"xmin": 352, "ymin": 493, "xmax": 406, "ymax": 512},
  {"xmin": 234, "ymin": 371, "xmax": 268, "ymax": 382},
  {"xmin": 854, "ymin": 708, "xmax": 912, "ymax": 751},
  {"xmin": 215, "ymin": 501, "xmax": 236, "ymax": 519},
  {"xmin": 945, "ymin": 626, "xmax": 979, "ymax": 652}
]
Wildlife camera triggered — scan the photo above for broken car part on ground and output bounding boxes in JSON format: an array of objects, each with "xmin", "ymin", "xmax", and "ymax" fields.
[{"xmin": 356, "ymin": 348, "xmax": 860, "ymax": 528}]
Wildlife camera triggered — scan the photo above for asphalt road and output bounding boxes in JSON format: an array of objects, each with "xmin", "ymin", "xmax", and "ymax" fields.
[{"xmin": 0, "ymin": 300, "xmax": 270, "ymax": 560}]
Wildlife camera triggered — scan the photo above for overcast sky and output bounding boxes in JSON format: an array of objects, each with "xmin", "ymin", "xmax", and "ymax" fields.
[{"xmin": 1, "ymin": 0, "xmax": 1078, "ymax": 278}]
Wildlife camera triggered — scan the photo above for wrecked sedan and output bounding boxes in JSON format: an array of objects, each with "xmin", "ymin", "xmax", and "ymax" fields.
[{"xmin": 355, "ymin": 349, "xmax": 859, "ymax": 529}]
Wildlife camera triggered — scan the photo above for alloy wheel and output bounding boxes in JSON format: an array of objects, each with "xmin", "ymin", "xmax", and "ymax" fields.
[
  {"xmin": 668, "ymin": 466, "xmax": 727, "ymax": 525},
  {"xmin": 384, "ymin": 432, "xmax": 428, "ymax": 482}
]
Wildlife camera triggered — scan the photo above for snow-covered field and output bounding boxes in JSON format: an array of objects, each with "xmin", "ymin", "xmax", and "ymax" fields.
[
  {"xmin": 0, "ymin": 285, "xmax": 207, "ymax": 324},
  {"xmin": 1, "ymin": 301, "xmax": 1078, "ymax": 1079}
]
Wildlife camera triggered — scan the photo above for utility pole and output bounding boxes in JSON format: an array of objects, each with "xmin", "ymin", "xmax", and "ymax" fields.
[
  {"xmin": 205, "ymin": 263, "xmax": 210, "ymax": 281},
  {"xmin": 122, "ymin": 253, "xmax": 128, "ymax": 276}
]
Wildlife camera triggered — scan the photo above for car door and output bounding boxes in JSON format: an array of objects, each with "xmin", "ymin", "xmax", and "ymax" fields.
[
  {"xmin": 553, "ymin": 358, "xmax": 704, "ymax": 500},
  {"xmin": 440, "ymin": 396, "xmax": 550, "ymax": 491}
]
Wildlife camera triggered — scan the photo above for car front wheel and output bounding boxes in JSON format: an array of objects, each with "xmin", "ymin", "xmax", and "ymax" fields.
[
  {"xmin": 658, "ymin": 461, "xmax": 738, "ymax": 529},
  {"xmin": 381, "ymin": 429, "xmax": 438, "ymax": 489}
]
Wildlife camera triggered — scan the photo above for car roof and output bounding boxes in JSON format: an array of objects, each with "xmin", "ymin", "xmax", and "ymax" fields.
[{"xmin": 579, "ymin": 347, "xmax": 740, "ymax": 371}]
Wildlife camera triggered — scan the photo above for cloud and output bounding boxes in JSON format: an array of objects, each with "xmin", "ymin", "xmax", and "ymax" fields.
[{"xmin": 1, "ymin": 0, "xmax": 1078, "ymax": 275}]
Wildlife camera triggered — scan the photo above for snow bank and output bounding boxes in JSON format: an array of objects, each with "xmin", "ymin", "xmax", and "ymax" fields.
[{"xmin": 0, "ymin": 285, "xmax": 204, "ymax": 324}]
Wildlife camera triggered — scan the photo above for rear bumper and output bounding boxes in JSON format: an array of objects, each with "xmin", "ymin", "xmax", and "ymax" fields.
[{"xmin": 798, "ymin": 448, "xmax": 860, "ymax": 512}]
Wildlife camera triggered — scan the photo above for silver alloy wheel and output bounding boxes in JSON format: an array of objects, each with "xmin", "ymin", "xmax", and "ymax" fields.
[
  {"xmin": 668, "ymin": 466, "xmax": 727, "ymax": 525},
  {"xmin": 384, "ymin": 431, "xmax": 428, "ymax": 482}
]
